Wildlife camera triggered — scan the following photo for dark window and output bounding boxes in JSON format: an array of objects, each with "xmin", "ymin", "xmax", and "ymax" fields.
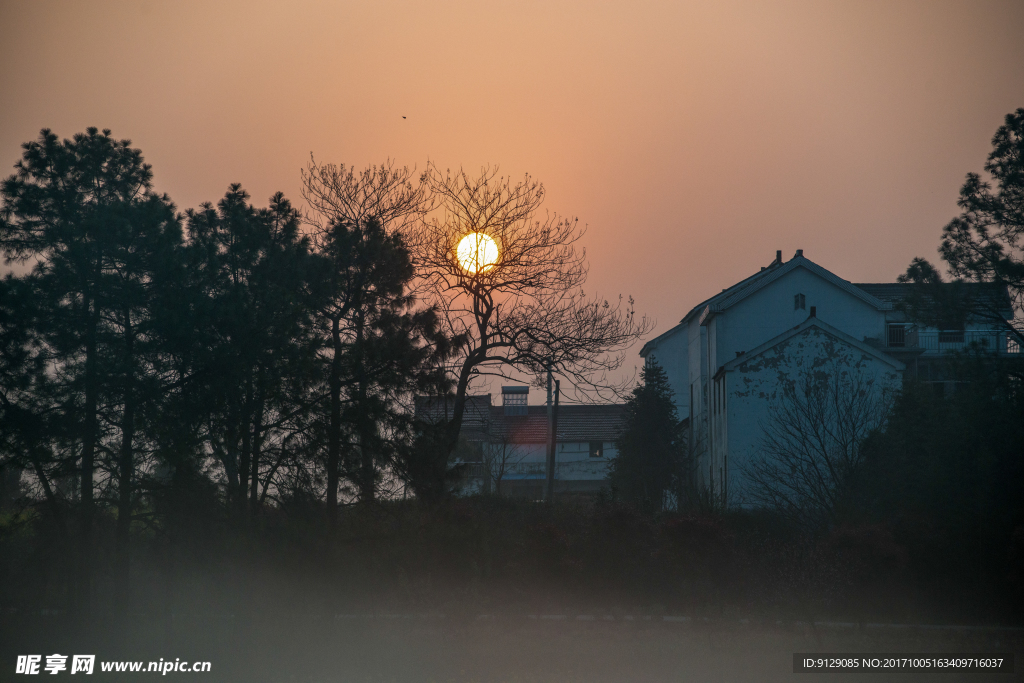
[
  {"xmin": 939, "ymin": 330, "xmax": 964, "ymax": 344},
  {"xmin": 589, "ymin": 441, "xmax": 604, "ymax": 458},
  {"xmin": 502, "ymin": 390, "xmax": 528, "ymax": 416},
  {"xmin": 794, "ymin": 293, "xmax": 805, "ymax": 310},
  {"xmin": 887, "ymin": 324, "xmax": 906, "ymax": 347}
]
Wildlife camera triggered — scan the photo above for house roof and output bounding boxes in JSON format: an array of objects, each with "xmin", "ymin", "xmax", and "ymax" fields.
[
  {"xmin": 415, "ymin": 394, "xmax": 492, "ymax": 427},
  {"xmin": 414, "ymin": 395, "xmax": 627, "ymax": 445},
  {"xmin": 488, "ymin": 404, "xmax": 627, "ymax": 444},
  {"xmin": 639, "ymin": 323, "xmax": 685, "ymax": 358},
  {"xmin": 641, "ymin": 251, "xmax": 891, "ymax": 358},
  {"xmin": 641, "ymin": 264, "xmax": 775, "ymax": 357},
  {"xmin": 718, "ymin": 317, "xmax": 906, "ymax": 376},
  {"xmin": 852, "ymin": 282, "xmax": 1013, "ymax": 318},
  {"xmin": 698, "ymin": 255, "xmax": 890, "ymax": 324}
]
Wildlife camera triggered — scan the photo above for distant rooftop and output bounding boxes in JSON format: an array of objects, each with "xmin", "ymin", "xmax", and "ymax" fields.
[
  {"xmin": 853, "ymin": 282, "xmax": 1013, "ymax": 315},
  {"xmin": 414, "ymin": 395, "xmax": 627, "ymax": 444}
]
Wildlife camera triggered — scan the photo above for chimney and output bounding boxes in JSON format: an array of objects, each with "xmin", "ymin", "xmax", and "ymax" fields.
[
  {"xmin": 809, "ymin": 306, "xmax": 816, "ymax": 318},
  {"xmin": 795, "ymin": 249, "xmax": 803, "ymax": 258},
  {"xmin": 775, "ymin": 250, "xmax": 782, "ymax": 264}
]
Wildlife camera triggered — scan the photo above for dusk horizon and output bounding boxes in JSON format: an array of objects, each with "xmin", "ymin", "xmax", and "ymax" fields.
[{"xmin": 2, "ymin": 2, "xmax": 1022, "ymax": 681}]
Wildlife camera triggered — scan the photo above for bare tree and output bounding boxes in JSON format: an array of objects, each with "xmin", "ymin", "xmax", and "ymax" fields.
[
  {"xmin": 744, "ymin": 360, "xmax": 897, "ymax": 528},
  {"xmin": 301, "ymin": 157, "xmax": 432, "ymax": 235},
  {"xmin": 481, "ymin": 432, "xmax": 528, "ymax": 495},
  {"xmin": 412, "ymin": 164, "xmax": 652, "ymax": 470}
]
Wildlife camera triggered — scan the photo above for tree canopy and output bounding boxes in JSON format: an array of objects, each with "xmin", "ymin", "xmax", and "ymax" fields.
[
  {"xmin": 607, "ymin": 361, "xmax": 687, "ymax": 513},
  {"xmin": 901, "ymin": 108, "xmax": 1024, "ymax": 346}
]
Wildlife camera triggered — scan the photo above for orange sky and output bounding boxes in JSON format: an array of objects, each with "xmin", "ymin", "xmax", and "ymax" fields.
[{"xmin": 2, "ymin": 0, "xmax": 1023, "ymax": 385}]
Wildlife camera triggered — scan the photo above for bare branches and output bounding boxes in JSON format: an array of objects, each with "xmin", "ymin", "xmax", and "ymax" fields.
[
  {"xmin": 744, "ymin": 360, "xmax": 896, "ymax": 529},
  {"xmin": 481, "ymin": 432, "xmax": 528, "ymax": 493},
  {"xmin": 412, "ymin": 163, "xmax": 651, "ymax": 407},
  {"xmin": 300, "ymin": 156, "xmax": 432, "ymax": 235}
]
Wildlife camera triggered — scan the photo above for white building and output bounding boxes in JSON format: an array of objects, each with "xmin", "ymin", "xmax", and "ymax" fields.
[
  {"xmin": 640, "ymin": 249, "xmax": 1017, "ymax": 507},
  {"xmin": 415, "ymin": 389, "xmax": 625, "ymax": 499}
]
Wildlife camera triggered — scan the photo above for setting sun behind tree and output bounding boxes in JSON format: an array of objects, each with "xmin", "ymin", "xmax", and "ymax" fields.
[{"xmin": 456, "ymin": 232, "xmax": 499, "ymax": 273}]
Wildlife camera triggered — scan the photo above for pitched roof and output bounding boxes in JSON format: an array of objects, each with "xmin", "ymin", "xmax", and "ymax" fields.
[
  {"xmin": 415, "ymin": 394, "xmax": 492, "ymax": 427},
  {"xmin": 642, "ymin": 252, "xmax": 891, "ymax": 357},
  {"xmin": 698, "ymin": 255, "xmax": 889, "ymax": 324},
  {"xmin": 642, "ymin": 262, "xmax": 782, "ymax": 357},
  {"xmin": 853, "ymin": 282, "xmax": 1013, "ymax": 318},
  {"xmin": 414, "ymin": 396, "xmax": 626, "ymax": 445},
  {"xmin": 488, "ymin": 404, "xmax": 627, "ymax": 444},
  {"xmin": 718, "ymin": 317, "xmax": 905, "ymax": 375},
  {"xmin": 639, "ymin": 323, "xmax": 685, "ymax": 358}
]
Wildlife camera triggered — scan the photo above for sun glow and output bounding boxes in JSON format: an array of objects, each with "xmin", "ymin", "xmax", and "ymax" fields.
[{"xmin": 456, "ymin": 232, "xmax": 499, "ymax": 274}]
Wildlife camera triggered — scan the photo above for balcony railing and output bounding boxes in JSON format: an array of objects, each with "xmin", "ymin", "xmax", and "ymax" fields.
[{"xmin": 888, "ymin": 327, "xmax": 1020, "ymax": 354}]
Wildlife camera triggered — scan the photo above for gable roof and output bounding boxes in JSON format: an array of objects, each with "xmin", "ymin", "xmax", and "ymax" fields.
[
  {"xmin": 853, "ymin": 282, "xmax": 1013, "ymax": 319},
  {"xmin": 639, "ymin": 323, "xmax": 685, "ymax": 358},
  {"xmin": 641, "ymin": 257, "xmax": 785, "ymax": 357},
  {"xmin": 681, "ymin": 258, "xmax": 785, "ymax": 325},
  {"xmin": 642, "ymin": 253, "xmax": 891, "ymax": 357},
  {"xmin": 488, "ymin": 404, "xmax": 627, "ymax": 444},
  {"xmin": 718, "ymin": 317, "xmax": 905, "ymax": 376},
  {"xmin": 697, "ymin": 255, "xmax": 890, "ymax": 325},
  {"xmin": 414, "ymin": 395, "xmax": 626, "ymax": 445},
  {"xmin": 415, "ymin": 394, "xmax": 492, "ymax": 428}
]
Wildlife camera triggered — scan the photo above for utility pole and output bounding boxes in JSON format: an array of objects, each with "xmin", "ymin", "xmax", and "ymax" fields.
[{"xmin": 544, "ymin": 367, "xmax": 560, "ymax": 503}]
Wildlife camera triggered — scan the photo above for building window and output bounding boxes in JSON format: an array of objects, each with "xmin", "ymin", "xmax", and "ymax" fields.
[
  {"xmin": 887, "ymin": 324, "xmax": 906, "ymax": 347},
  {"xmin": 502, "ymin": 386, "xmax": 528, "ymax": 415},
  {"xmin": 939, "ymin": 330, "xmax": 965, "ymax": 344},
  {"xmin": 794, "ymin": 293, "xmax": 806, "ymax": 310},
  {"xmin": 589, "ymin": 441, "xmax": 604, "ymax": 458}
]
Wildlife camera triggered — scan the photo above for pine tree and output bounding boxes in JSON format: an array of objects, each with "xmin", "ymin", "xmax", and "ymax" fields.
[
  {"xmin": 608, "ymin": 361, "xmax": 685, "ymax": 512},
  {"xmin": 1, "ymin": 127, "xmax": 179, "ymax": 614}
]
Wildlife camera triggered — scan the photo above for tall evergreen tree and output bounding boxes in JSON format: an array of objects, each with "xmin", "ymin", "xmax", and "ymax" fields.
[
  {"xmin": 0, "ymin": 127, "xmax": 178, "ymax": 614},
  {"xmin": 183, "ymin": 186, "xmax": 319, "ymax": 522},
  {"xmin": 311, "ymin": 215, "xmax": 450, "ymax": 514},
  {"xmin": 608, "ymin": 361, "xmax": 686, "ymax": 512}
]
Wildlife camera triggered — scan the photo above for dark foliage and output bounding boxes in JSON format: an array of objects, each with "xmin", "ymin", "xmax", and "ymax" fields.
[
  {"xmin": 607, "ymin": 361, "xmax": 688, "ymax": 512},
  {"xmin": 901, "ymin": 108, "xmax": 1024, "ymax": 348}
]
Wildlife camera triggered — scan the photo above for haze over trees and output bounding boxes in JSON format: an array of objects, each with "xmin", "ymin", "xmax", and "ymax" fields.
[
  {"xmin": 0, "ymin": 128, "xmax": 651, "ymax": 614},
  {"xmin": 0, "ymin": 117, "xmax": 1022, "ymax": 627}
]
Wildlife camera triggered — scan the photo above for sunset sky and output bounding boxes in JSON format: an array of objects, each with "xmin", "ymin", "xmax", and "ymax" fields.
[{"xmin": 2, "ymin": 0, "xmax": 1023, "ymax": 387}]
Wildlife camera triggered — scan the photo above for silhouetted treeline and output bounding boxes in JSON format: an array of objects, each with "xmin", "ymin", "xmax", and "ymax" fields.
[
  {"xmin": 1, "ymin": 128, "xmax": 1022, "ymax": 624},
  {"xmin": 0, "ymin": 128, "xmax": 452, "ymax": 615}
]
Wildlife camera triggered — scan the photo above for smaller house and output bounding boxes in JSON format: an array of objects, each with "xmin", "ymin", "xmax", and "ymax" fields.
[{"xmin": 415, "ymin": 387, "xmax": 626, "ymax": 499}]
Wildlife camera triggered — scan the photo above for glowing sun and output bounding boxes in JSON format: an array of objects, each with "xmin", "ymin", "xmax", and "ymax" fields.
[{"xmin": 456, "ymin": 232, "xmax": 499, "ymax": 273}]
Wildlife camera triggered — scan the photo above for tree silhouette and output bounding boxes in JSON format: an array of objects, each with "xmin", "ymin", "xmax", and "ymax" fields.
[
  {"xmin": 0, "ymin": 127, "xmax": 179, "ymax": 613},
  {"xmin": 411, "ymin": 164, "xmax": 651, "ymax": 491},
  {"xmin": 301, "ymin": 160, "xmax": 450, "ymax": 513},
  {"xmin": 901, "ymin": 108, "xmax": 1024, "ymax": 349},
  {"xmin": 608, "ymin": 361, "xmax": 687, "ymax": 512}
]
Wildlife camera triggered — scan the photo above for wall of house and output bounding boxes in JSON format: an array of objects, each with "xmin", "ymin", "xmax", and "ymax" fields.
[
  {"xmin": 643, "ymin": 325, "xmax": 690, "ymax": 418},
  {"xmin": 723, "ymin": 326, "xmax": 902, "ymax": 507},
  {"xmin": 482, "ymin": 441, "xmax": 618, "ymax": 483}
]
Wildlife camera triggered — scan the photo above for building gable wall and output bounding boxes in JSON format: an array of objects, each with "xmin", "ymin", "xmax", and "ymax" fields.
[
  {"xmin": 712, "ymin": 266, "xmax": 885, "ymax": 373},
  {"xmin": 721, "ymin": 325, "xmax": 902, "ymax": 506}
]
